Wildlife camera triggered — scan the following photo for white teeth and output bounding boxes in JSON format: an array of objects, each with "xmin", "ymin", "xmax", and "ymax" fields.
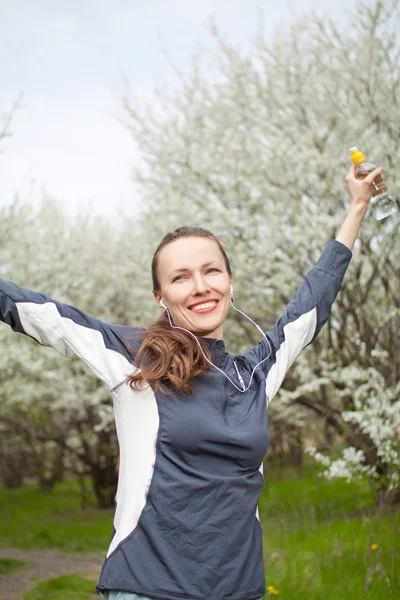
[{"xmin": 190, "ymin": 301, "xmax": 217, "ymax": 311}]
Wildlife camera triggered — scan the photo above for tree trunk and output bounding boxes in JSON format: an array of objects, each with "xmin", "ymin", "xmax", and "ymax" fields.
[
  {"xmin": 1, "ymin": 467, "xmax": 24, "ymax": 489},
  {"xmin": 91, "ymin": 461, "xmax": 118, "ymax": 509}
]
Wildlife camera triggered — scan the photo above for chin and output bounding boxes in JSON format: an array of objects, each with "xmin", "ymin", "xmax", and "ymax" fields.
[
  {"xmin": 191, "ymin": 314, "xmax": 226, "ymax": 336},
  {"xmin": 181, "ymin": 321, "xmax": 218, "ymax": 336},
  {"xmin": 196, "ymin": 330, "xmax": 218, "ymax": 338},
  {"xmin": 172, "ymin": 311, "xmax": 225, "ymax": 337},
  {"xmin": 194, "ymin": 324, "xmax": 222, "ymax": 338}
]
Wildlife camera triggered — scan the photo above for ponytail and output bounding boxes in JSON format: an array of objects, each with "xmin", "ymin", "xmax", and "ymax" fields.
[{"xmin": 128, "ymin": 313, "xmax": 211, "ymax": 395}]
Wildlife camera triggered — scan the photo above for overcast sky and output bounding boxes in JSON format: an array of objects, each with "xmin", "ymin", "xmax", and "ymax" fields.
[{"xmin": 0, "ymin": 0, "xmax": 366, "ymax": 218}]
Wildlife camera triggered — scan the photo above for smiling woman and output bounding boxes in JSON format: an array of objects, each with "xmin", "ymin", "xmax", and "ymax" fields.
[
  {"xmin": 154, "ymin": 228, "xmax": 233, "ymax": 338},
  {"xmin": 0, "ymin": 164, "xmax": 384, "ymax": 600}
]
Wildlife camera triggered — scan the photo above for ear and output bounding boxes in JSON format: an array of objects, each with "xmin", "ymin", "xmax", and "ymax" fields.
[{"xmin": 153, "ymin": 291, "xmax": 163, "ymax": 309}]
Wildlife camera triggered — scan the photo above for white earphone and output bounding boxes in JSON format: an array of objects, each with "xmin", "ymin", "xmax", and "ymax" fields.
[{"xmin": 158, "ymin": 284, "xmax": 272, "ymax": 394}]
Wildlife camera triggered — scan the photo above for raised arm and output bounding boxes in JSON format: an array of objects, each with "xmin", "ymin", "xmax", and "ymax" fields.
[
  {"xmin": 337, "ymin": 163, "xmax": 383, "ymax": 250},
  {"xmin": 0, "ymin": 278, "xmax": 138, "ymax": 390},
  {"xmin": 247, "ymin": 162, "xmax": 384, "ymax": 405},
  {"xmin": 259, "ymin": 240, "xmax": 352, "ymax": 404}
]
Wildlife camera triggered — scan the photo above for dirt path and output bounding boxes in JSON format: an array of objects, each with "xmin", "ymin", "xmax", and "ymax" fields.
[{"xmin": 0, "ymin": 547, "xmax": 103, "ymax": 600}]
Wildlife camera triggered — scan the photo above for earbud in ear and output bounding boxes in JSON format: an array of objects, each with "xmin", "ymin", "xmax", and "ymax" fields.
[
  {"xmin": 160, "ymin": 298, "xmax": 167, "ymax": 310},
  {"xmin": 230, "ymin": 285, "xmax": 233, "ymax": 296}
]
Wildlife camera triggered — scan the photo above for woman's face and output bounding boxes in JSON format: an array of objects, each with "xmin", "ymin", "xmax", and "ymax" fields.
[{"xmin": 154, "ymin": 236, "xmax": 233, "ymax": 339}]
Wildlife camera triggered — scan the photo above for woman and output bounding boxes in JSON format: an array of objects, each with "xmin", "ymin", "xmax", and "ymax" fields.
[{"xmin": 0, "ymin": 164, "xmax": 382, "ymax": 600}]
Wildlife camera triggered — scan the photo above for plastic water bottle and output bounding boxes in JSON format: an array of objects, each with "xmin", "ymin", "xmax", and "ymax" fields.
[{"xmin": 350, "ymin": 147, "xmax": 398, "ymax": 220}]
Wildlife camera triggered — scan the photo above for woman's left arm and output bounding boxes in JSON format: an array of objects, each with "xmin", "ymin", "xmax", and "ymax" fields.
[
  {"xmin": 336, "ymin": 163, "xmax": 383, "ymax": 250},
  {"xmin": 256, "ymin": 163, "xmax": 384, "ymax": 405}
]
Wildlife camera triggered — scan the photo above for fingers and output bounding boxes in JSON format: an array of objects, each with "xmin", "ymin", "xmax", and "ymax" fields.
[
  {"xmin": 364, "ymin": 166, "xmax": 384, "ymax": 183},
  {"xmin": 345, "ymin": 164, "xmax": 356, "ymax": 181},
  {"xmin": 344, "ymin": 165, "xmax": 355, "ymax": 190},
  {"xmin": 344, "ymin": 165, "xmax": 383, "ymax": 189},
  {"xmin": 345, "ymin": 165, "xmax": 383, "ymax": 183}
]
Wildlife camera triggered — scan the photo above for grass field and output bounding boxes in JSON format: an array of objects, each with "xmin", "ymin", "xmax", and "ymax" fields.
[
  {"xmin": 0, "ymin": 466, "xmax": 399, "ymax": 599},
  {"xmin": 23, "ymin": 575, "xmax": 97, "ymax": 600},
  {"xmin": 260, "ymin": 466, "xmax": 399, "ymax": 599},
  {"xmin": 0, "ymin": 558, "xmax": 28, "ymax": 575}
]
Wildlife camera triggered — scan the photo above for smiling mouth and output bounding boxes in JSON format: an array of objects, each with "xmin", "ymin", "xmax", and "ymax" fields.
[{"xmin": 189, "ymin": 300, "xmax": 219, "ymax": 313}]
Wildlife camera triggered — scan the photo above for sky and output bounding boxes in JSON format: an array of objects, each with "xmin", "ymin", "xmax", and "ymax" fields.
[{"xmin": 0, "ymin": 0, "xmax": 366, "ymax": 219}]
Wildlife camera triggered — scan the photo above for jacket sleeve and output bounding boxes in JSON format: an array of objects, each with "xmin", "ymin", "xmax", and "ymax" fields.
[
  {"xmin": 0, "ymin": 278, "xmax": 139, "ymax": 390},
  {"xmin": 248, "ymin": 240, "xmax": 352, "ymax": 405}
]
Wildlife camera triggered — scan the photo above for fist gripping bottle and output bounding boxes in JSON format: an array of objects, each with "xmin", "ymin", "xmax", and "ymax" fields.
[{"xmin": 350, "ymin": 147, "xmax": 398, "ymax": 220}]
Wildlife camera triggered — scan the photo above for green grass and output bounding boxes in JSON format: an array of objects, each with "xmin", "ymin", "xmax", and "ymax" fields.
[
  {"xmin": 263, "ymin": 514, "xmax": 398, "ymax": 599},
  {"xmin": 0, "ymin": 557, "xmax": 29, "ymax": 574},
  {"xmin": 261, "ymin": 463, "xmax": 374, "ymax": 518},
  {"xmin": 0, "ymin": 480, "xmax": 113, "ymax": 553},
  {"xmin": 260, "ymin": 465, "xmax": 399, "ymax": 599},
  {"xmin": 0, "ymin": 468, "xmax": 399, "ymax": 599},
  {"xmin": 23, "ymin": 574, "xmax": 97, "ymax": 600}
]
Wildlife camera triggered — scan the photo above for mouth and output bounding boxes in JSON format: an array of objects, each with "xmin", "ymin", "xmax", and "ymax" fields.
[{"xmin": 188, "ymin": 299, "xmax": 219, "ymax": 313}]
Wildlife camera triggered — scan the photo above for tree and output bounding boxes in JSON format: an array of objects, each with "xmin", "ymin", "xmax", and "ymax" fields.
[
  {"xmin": 0, "ymin": 198, "xmax": 148, "ymax": 506},
  {"xmin": 0, "ymin": 95, "xmax": 21, "ymax": 156},
  {"xmin": 122, "ymin": 0, "xmax": 400, "ymax": 497}
]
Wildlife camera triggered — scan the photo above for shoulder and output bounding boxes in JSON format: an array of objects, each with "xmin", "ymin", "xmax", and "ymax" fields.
[{"xmin": 105, "ymin": 325, "xmax": 145, "ymax": 360}]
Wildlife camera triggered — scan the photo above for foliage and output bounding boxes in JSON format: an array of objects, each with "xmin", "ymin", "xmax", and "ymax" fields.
[
  {"xmin": 121, "ymin": 0, "xmax": 400, "ymax": 497},
  {"xmin": 308, "ymin": 367, "xmax": 400, "ymax": 502},
  {"xmin": 23, "ymin": 575, "xmax": 97, "ymax": 600},
  {"xmin": 0, "ymin": 480, "xmax": 112, "ymax": 552},
  {"xmin": 264, "ymin": 515, "xmax": 398, "ymax": 599},
  {"xmin": 0, "ymin": 199, "xmax": 146, "ymax": 505},
  {"xmin": 0, "ymin": 557, "xmax": 28, "ymax": 574},
  {"xmin": 0, "ymin": 95, "xmax": 21, "ymax": 155}
]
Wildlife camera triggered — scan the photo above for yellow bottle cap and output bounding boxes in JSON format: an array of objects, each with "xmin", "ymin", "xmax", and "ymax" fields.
[{"xmin": 350, "ymin": 146, "xmax": 365, "ymax": 165}]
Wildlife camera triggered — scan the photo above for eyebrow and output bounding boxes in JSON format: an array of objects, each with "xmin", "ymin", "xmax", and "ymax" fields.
[{"xmin": 169, "ymin": 261, "xmax": 222, "ymax": 277}]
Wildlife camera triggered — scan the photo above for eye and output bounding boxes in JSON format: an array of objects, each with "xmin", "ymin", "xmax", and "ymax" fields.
[
  {"xmin": 172, "ymin": 274, "xmax": 186, "ymax": 282},
  {"xmin": 206, "ymin": 268, "xmax": 221, "ymax": 274}
]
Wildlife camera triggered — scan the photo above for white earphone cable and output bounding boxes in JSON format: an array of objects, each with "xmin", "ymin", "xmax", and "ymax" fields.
[{"xmin": 162, "ymin": 296, "xmax": 272, "ymax": 393}]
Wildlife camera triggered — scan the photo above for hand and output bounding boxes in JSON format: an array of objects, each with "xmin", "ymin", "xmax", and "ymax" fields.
[
  {"xmin": 344, "ymin": 164, "xmax": 384, "ymax": 212},
  {"xmin": 337, "ymin": 164, "xmax": 384, "ymax": 250}
]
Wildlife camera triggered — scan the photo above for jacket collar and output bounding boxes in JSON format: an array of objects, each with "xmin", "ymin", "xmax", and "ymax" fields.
[{"xmin": 201, "ymin": 337, "xmax": 227, "ymax": 367}]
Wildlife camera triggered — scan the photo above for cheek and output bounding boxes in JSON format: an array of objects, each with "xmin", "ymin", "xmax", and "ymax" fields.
[
  {"xmin": 164, "ymin": 286, "xmax": 189, "ymax": 307},
  {"xmin": 221, "ymin": 282, "xmax": 231, "ymax": 300}
]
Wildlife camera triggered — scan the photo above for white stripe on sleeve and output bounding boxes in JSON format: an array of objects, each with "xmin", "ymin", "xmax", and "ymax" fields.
[
  {"xmin": 265, "ymin": 307, "xmax": 317, "ymax": 405},
  {"xmin": 16, "ymin": 301, "xmax": 133, "ymax": 388}
]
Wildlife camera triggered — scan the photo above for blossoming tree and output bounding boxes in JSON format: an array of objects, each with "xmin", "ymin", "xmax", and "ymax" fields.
[{"xmin": 122, "ymin": 0, "xmax": 400, "ymax": 499}]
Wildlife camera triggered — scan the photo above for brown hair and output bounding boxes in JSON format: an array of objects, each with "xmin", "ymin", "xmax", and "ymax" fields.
[{"xmin": 128, "ymin": 226, "xmax": 233, "ymax": 395}]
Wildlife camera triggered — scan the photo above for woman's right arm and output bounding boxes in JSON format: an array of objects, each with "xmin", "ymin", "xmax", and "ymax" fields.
[{"xmin": 0, "ymin": 278, "xmax": 138, "ymax": 390}]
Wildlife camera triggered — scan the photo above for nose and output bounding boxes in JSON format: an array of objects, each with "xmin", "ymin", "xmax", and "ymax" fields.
[{"xmin": 192, "ymin": 275, "xmax": 210, "ymax": 296}]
